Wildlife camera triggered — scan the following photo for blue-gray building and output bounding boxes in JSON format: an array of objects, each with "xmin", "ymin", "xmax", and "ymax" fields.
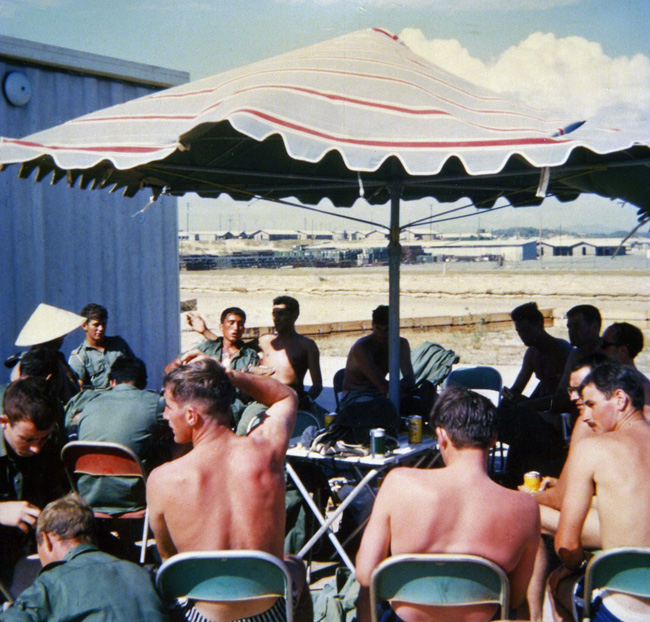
[{"xmin": 0, "ymin": 35, "xmax": 188, "ymax": 388}]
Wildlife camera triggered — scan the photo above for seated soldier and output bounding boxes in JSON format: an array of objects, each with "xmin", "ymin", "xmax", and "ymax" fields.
[
  {"xmin": 503, "ymin": 302, "xmax": 572, "ymax": 407},
  {"xmin": 0, "ymin": 494, "xmax": 168, "ymax": 621},
  {"xmin": 0, "ymin": 378, "xmax": 67, "ymax": 597},
  {"xmin": 355, "ymin": 385, "xmax": 540, "ymax": 622},
  {"xmin": 167, "ymin": 307, "xmax": 259, "ymax": 428},
  {"xmin": 552, "ymin": 360, "xmax": 650, "ymax": 621},
  {"xmin": 68, "ymin": 303, "xmax": 135, "ymax": 390},
  {"xmin": 337, "ymin": 305, "xmax": 414, "ymax": 442},
  {"xmin": 601, "ymin": 321, "xmax": 650, "ymax": 415},
  {"xmin": 73, "ymin": 357, "xmax": 171, "ymax": 514},
  {"xmin": 237, "ymin": 295, "xmax": 324, "ymax": 435},
  {"xmin": 147, "ymin": 358, "xmax": 307, "ymax": 622}
]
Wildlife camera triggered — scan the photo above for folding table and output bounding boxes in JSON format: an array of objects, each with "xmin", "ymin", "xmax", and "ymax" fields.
[{"xmin": 285, "ymin": 436, "xmax": 439, "ymax": 574}]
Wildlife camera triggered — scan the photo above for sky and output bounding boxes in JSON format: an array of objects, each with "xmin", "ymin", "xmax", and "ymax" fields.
[{"xmin": 1, "ymin": 0, "xmax": 649, "ymax": 234}]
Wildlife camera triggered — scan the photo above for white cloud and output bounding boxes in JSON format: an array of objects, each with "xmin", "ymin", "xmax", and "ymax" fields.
[{"xmin": 400, "ymin": 28, "xmax": 650, "ymax": 128}]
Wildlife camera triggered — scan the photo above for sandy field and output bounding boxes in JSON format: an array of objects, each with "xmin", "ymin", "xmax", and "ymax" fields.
[{"xmin": 179, "ymin": 260, "xmax": 650, "ymax": 372}]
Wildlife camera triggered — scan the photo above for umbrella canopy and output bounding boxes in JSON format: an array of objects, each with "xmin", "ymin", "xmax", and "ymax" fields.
[
  {"xmin": 1, "ymin": 28, "xmax": 649, "ymax": 213},
  {"xmin": 2, "ymin": 28, "xmax": 650, "ymax": 409}
]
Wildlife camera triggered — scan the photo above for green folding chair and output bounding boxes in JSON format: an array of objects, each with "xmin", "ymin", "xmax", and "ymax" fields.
[
  {"xmin": 156, "ymin": 550, "xmax": 294, "ymax": 622},
  {"xmin": 583, "ymin": 547, "xmax": 650, "ymax": 621},
  {"xmin": 370, "ymin": 553, "xmax": 510, "ymax": 622}
]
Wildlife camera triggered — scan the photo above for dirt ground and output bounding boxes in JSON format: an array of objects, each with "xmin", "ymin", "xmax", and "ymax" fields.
[{"xmin": 179, "ymin": 261, "xmax": 650, "ymax": 371}]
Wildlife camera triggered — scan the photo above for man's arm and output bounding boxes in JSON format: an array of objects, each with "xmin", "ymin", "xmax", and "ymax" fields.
[
  {"xmin": 186, "ymin": 312, "xmax": 218, "ymax": 341},
  {"xmin": 399, "ymin": 338, "xmax": 415, "ymax": 386},
  {"xmin": 305, "ymin": 339, "xmax": 323, "ymax": 399},
  {"xmin": 227, "ymin": 370, "xmax": 297, "ymax": 454},
  {"xmin": 508, "ymin": 505, "xmax": 541, "ymax": 609},
  {"xmin": 355, "ymin": 477, "xmax": 394, "ymax": 622},
  {"xmin": 0, "ymin": 576, "xmax": 51, "ymax": 621},
  {"xmin": 145, "ymin": 467, "xmax": 178, "ymax": 562},
  {"xmin": 510, "ymin": 348, "xmax": 534, "ymax": 396},
  {"xmin": 555, "ymin": 440, "xmax": 598, "ymax": 569},
  {"xmin": 0, "ymin": 501, "xmax": 40, "ymax": 533}
]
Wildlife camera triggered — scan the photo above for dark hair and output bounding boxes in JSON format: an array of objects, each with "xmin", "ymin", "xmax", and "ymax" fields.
[
  {"xmin": 430, "ymin": 385, "xmax": 497, "ymax": 449},
  {"xmin": 109, "ymin": 357, "xmax": 147, "ymax": 390},
  {"xmin": 511, "ymin": 302, "xmax": 544, "ymax": 326},
  {"xmin": 581, "ymin": 359, "xmax": 645, "ymax": 412},
  {"xmin": 163, "ymin": 358, "xmax": 234, "ymax": 421},
  {"xmin": 20, "ymin": 346, "xmax": 59, "ymax": 378},
  {"xmin": 80, "ymin": 303, "xmax": 108, "ymax": 323},
  {"xmin": 37, "ymin": 494, "xmax": 95, "ymax": 545},
  {"xmin": 272, "ymin": 296, "xmax": 299, "ymax": 317},
  {"xmin": 570, "ymin": 351, "xmax": 610, "ymax": 373},
  {"xmin": 372, "ymin": 305, "xmax": 389, "ymax": 326},
  {"xmin": 3, "ymin": 377, "xmax": 59, "ymax": 429},
  {"xmin": 220, "ymin": 307, "xmax": 246, "ymax": 323},
  {"xmin": 605, "ymin": 322, "xmax": 644, "ymax": 359},
  {"xmin": 567, "ymin": 304, "xmax": 602, "ymax": 331}
]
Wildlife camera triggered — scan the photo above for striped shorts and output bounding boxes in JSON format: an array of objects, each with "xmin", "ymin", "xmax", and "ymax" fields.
[{"xmin": 171, "ymin": 597, "xmax": 287, "ymax": 622}]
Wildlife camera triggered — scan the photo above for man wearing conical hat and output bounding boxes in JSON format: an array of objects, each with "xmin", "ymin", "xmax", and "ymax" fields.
[{"xmin": 6, "ymin": 304, "xmax": 84, "ymax": 405}]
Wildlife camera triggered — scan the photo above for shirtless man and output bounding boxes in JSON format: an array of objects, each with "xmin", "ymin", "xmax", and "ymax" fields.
[
  {"xmin": 356, "ymin": 385, "xmax": 540, "ymax": 622},
  {"xmin": 338, "ymin": 305, "xmax": 415, "ymax": 438},
  {"xmin": 553, "ymin": 360, "xmax": 650, "ymax": 621},
  {"xmin": 147, "ymin": 358, "xmax": 303, "ymax": 622},
  {"xmin": 343, "ymin": 305, "xmax": 414, "ymax": 397},
  {"xmin": 257, "ymin": 296, "xmax": 322, "ymax": 406},
  {"xmin": 504, "ymin": 302, "xmax": 572, "ymax": 408},
  {"xmin": 601, "ymin": 322, "xmax": 650, "ymax": 416}
]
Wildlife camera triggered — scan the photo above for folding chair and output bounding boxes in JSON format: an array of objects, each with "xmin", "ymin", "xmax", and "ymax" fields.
[
  {"xmin": 370, "ymin": 553, "xmax": 510, "ymax": 622},
  {"xmin": 444, "ymin": 366, "xmax": 508, "ymax": 478},
  {"xmin": 61, "ymin": 440, "xmax": 150, "ymax": 564},
  {"xmin": 583, "ymin": 547, "xmax": 650, "ymax": 621},
  {"xmin": 333, "ymin": 368, "xmax": 346, "ymax": 414},
  {"xmin": 156, "ymin": 550, "xmax": 294, "ymax": 622}
]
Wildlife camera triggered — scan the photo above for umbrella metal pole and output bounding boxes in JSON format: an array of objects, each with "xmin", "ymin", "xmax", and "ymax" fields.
[{"xmin": 388, "ymin": 184, "xmax": 402, "ymax": 414}]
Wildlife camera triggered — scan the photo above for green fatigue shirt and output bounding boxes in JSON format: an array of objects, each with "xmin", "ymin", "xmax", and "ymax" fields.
[
  {"xmin": 195, "ymin": 338, "xmax": 259, "ymax": 426},
  {"xmin": 0, "ymin": 427, "xmax": 67, "ymax": 585},
  {"xmin": 68, "ymin": 336, "xmax": 135, "ymax": 389},
  {"xmin": 0, "ymin": 543, "xmax": 169, "ymax": 621},
  {"xmin": 75, "ymin": 384, "xmax": 169, "ymax": 515}
]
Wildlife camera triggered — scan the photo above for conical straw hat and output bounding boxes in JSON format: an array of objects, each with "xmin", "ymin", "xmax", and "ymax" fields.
[{"xmin": 15, "ymin": 303, "xmax": 85, "ymax": 347}]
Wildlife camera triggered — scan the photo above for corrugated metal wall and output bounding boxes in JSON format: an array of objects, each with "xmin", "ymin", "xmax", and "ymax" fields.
[{"xmin": 1, "ymin": 52, "xmax": 183, "ymax": 390}]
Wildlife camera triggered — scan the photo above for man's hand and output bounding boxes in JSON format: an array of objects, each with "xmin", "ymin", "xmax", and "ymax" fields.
[
  {"xmin": 540, "ymin": 476, "xmax": 558, "ymax": 491},
  {"xmin": 186, "ymin": 313, "xmax": 208, "ymax": 335},
  {"xmin": 0, "ymin": 501, "xmax": 41, "ymax": 533}
]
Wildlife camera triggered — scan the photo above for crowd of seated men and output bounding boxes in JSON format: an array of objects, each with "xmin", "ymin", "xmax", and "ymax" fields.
[{"xmin": 1, "ymin": 297, "xmax": 649, "ymax": 622}]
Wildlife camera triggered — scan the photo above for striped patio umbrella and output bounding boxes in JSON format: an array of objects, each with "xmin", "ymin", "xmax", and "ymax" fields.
[{"xmin": 2, "ymin": 28, "xmax": 649, "ymax": 408}]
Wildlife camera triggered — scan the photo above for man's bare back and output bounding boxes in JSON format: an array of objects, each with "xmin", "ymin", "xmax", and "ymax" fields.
[
  {"xmin": 147, "ymin": 360, "xmax": 297, "ymax": 622},
  {"xmin": 356, "ymin": 386, "xmax": 540, "ymax": 622},
  {"xmin": 358, "ymin": 465, "xmax": 539, "ymax": 622}
]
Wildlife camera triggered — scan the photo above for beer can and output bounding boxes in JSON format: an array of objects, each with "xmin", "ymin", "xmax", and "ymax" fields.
[
  {"xmin": 408, "ymin": 416, "xmax": 423, "ymax": 444},
  {"xmin": 523, "ymin": 471, "xmax": 541, "ymax": 492},
  {"xmin": 370, "ymin": 428, "xmax": 386, "ymax": 457},
  {"xmin": 324, "ymin": 412, "xmax": 336, "ymax": 427}
]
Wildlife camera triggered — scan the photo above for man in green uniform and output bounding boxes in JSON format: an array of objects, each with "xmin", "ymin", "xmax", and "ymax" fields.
[
  {"xmin": 0, "ymin": 378, "xmax": 66, "ymax": 595},
  {"xmin": 73, "ymin": 357, "xmax": 171, "ymax": 515},
  {"xmin": 68, "ymin": 303, "xmax": 135, "ymax": 389},
  {"xmin": 0, "ymin": 494, "xmax": 168, "ymax": 621},
  {"xmin": 168, "ymin": 307, "xmax": 259, "ymax": 427}
]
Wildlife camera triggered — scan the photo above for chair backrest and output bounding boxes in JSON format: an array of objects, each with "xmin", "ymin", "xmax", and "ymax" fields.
[
  {"xmin": 156, "ymin": 551, "xmax": 293, "ymax": 622},
  {"xmin": 293, "ymin": 410, "xmax": 321, "ymax": 438},
  {"xmin": 333, "ymin": 368, "xmax": 346, "ymax": 411},
  {"xmin": 370, "ymin": 554, "xmax": 510, "ymax": 622},
  {"xmin": 444, "ymin": 366, "xmax": 503, "ymax": 393},
  {"xmin": 583, "ymin": 547, "xmax": 650, "ymax": 620},
  {"xmin": 61, "ymin": 441, "xmax": 147, "ymax": 486}
]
